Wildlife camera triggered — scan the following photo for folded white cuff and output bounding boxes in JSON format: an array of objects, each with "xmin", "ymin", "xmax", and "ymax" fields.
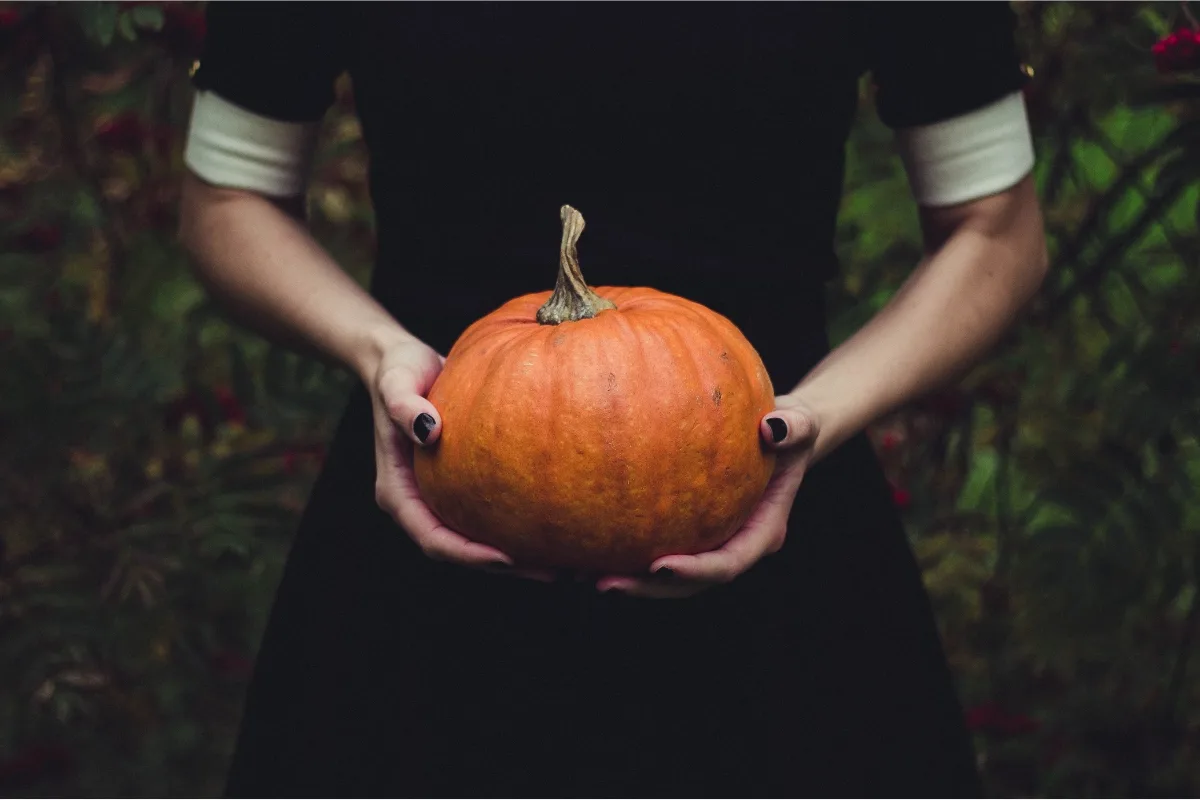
[
  {"xmin": 895, "ymin": 91, "xmax": 1035, "ymax": 208},
  {"xmin": 184, "ymin": 87, "xmax": 1036, "ymax": 209},
  {"xmin": 183, "ymin": 90, "xmax": 320, "ymax": 197}
]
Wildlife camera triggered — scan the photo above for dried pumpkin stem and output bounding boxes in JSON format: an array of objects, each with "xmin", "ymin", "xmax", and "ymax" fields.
[{"xmin": 536, "ymin": 205, "xmax": 617, "ymax": 325}]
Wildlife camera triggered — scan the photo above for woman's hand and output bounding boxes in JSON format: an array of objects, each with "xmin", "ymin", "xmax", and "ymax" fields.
[
  {"xmin": 368, "ymin": 337, "xmax": 553, "ymax": 581},
  {"xmin": 596, "ymin": 394, "xmax": 821, "ymax": 599}
]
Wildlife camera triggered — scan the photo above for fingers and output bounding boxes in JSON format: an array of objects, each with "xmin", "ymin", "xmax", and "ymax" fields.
[
  {"xmin": 376, "ymin": 357, "xmax": 444, "ymax": 446},
  {"xmin": 373, "ymin": 407, "xmax": 510, "ymax": 569},
  {"xmin": 382, "ymin": 390, "xmax": 443, "ymax": 447},
  {"xmin": 597, "ymin": 516, "xmax": 787, "ymax": 599},
  {"xmin": 652, "ymin": 515, "xmax": 785, "ymax": 583},
  {"xmin": 382, "ymin": 483, "xmax": 513, "ymax": 569},
  {"xmin": 598, "ymin": 471, "xmax": 799, "ymax": 599},
  {"xmin": 760, "ymin": 406, "xmax": 818, "ymax": 450}
]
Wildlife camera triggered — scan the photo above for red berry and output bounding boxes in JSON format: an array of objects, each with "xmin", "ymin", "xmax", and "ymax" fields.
[
  {"xmin": 213, "ymin": 385, "xmax": 247, "ymax": 425},
  {"xmin": 965, "ymin": 702, "xmax": 1000, "ymax": 732},
  {"xmin": 1153, "ymin": 28, "xmax": 1200, "ymax": 73},
  {"xmin": 880, "ymin": 431, "xmax": 902, "ymax": 451},
  {"xmin": 891, "ymin": 486, "xmax": 912, "ymax": 510},
  {"xmin": 94, "ymin": 113, "xmax": 147, "ymax": 152},
  {"xmin": 162, "ymin": 4, "xmax": 206, "ymax": 54},
  {"xmin": 965, "ymin": 702, "xmax": 1041, "ymax": 737},
  {"xmin": 210, "ymin": 649, "xmax": 253, "ymax": 681}
]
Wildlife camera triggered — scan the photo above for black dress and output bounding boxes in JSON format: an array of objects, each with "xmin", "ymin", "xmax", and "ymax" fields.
[{"xmin": 194, "ymin": 3, "xmax": 1027, "ymax": 796}]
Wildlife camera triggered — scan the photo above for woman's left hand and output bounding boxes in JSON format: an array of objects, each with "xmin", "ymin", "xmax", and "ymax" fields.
[{"xmin": 596, "ymin": 393, "xmax": 821, "ymax": 599}]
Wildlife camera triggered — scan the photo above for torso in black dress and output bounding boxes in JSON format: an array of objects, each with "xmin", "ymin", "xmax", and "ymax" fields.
[{"xmin": 195, "ymin": 3, "xmax": 1025, "ymax": 795}]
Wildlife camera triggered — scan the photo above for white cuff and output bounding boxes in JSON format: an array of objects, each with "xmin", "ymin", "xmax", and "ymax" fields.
[
  {"xmin": 895, "ymin": 91, "xmax": 1035, "ymax": 208},
  {"xmin": 184, "ymin": 90, "xmax": 319, "ymax": 197}
]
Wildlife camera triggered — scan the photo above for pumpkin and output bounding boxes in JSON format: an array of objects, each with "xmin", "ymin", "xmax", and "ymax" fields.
[{"xmin": 413, "ymin": 206, "xmax": 776, "ymax": 573}]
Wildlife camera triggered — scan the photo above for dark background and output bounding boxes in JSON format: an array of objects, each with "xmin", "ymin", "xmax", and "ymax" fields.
[{"xmin": 1, "ymin": 2, "xmax": 1199, "ymax": 795}]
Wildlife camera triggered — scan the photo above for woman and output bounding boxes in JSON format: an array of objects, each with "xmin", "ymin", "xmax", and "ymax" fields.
[{"xmin": 180, "ymin": 2, "xmax": 1047, "ymax": 796}]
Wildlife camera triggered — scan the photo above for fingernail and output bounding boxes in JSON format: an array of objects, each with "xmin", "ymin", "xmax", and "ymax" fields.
[
  {"xmin": 653, "ymin": 566, "xmax": 675, "ymax": 578},
  {"xmin": 766, "ymin": 417, "xmax": 787, "ymax": 443},
  {"xmin": 413, "ymin": 412, "xmax": 436, "ymax": 443}
]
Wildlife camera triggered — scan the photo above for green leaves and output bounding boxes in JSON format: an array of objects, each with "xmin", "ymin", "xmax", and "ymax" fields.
[
  {"xmin": 75, "ymin": 3, "xmax": 121, "ymax": 47},
  {"xmin": 851, "ymin": 3, "xmax": 1200, "ymax": 795}
]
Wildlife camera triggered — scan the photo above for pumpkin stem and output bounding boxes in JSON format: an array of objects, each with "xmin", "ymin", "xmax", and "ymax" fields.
[{"xmin": 536, "ymin": 205, "xmax": 617, "ymax": 325}]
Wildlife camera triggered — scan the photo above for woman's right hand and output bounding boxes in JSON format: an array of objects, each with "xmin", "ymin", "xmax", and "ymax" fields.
[{"xmin": 368, "ymin": 336, "xmax": 552, "ymax": 581}]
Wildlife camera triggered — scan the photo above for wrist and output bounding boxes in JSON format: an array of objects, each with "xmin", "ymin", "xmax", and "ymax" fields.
[
  {"xmin": 349, "ymin": 321, "xmax": 419, "ymax": 385},
  {"xmin": 786, "ymin": 384, "xmax": 870, "ymax": 464}
]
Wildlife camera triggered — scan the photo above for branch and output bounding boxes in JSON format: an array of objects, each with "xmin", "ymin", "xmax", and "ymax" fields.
[
  {"xmin": 1038, "ymin": 168, "xmax": 1190, "ymax": 321},
  {"xmin": 41, "ymin": 6, "xmax": 131, "ymax": 321}
]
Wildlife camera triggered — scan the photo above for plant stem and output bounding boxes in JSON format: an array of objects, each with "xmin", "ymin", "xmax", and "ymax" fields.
[{"xmin": 535, "ymin": 205, "xmax": 617, "ymax": 325}]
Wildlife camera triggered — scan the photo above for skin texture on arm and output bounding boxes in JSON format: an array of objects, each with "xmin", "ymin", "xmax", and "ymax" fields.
[
  {"xmin": 178, "ymin": 171, "xmax": 535, "ymax": 574},
  {"xmin": 792, "ymin": 174, "xmax": 1049, "ymax": 463},
  {"xmin": 177, "ymin": 171, "xmax": 412, "ymax": 382},
  {"xmin": 606, "ymin": 174, "xmax": 1048, "ymax": 597}
]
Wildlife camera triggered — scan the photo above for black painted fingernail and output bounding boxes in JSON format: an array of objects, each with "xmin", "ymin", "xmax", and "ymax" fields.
[
  {"xmin": 766, "ymin": 417, "xmax": 787, "ymax": 443},
  {"xmin": 413, "ymin": 413, "xmax": 436, "ymax": 443},
  {"xmin": 653, "ymin": 567, "xmax": 675, "ymax": 578}
]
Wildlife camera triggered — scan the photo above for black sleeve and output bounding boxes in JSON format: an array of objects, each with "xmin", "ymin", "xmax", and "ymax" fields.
[
  {"xmin": 862, "ymin": 2, "xmax": 1029, "ymax": 129},
  {"xmin": 191, "ymin": 2, "xmax": 352, "ymax": 123}
]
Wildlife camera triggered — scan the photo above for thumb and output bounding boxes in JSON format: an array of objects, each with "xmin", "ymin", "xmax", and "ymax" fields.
[
  {"xmin": 760, "ymin": 407, "xmax": 817, "ymax": 451},
  {"xmin": 383, "ymin": 390, "xmax": 443, "ymax": 447}
]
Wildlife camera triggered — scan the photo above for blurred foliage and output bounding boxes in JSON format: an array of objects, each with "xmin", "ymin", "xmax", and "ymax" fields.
[{"xmin": 0, "ymin": 1, "xmax": 1197, "ymax": 796}]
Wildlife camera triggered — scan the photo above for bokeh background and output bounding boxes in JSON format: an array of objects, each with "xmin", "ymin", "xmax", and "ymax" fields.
[{"xmin": 1, "ymin": 2, "xmax": 1198, "ymax": 796}]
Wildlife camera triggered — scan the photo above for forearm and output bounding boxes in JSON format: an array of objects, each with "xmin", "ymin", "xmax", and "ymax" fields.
[
  {"xmin": 794, "ymin": 176, "xmax": 1049, "ymax": 462},
  {"xmin": 178, "ymin": 172, "xmax": 412, "ymax": 383}
]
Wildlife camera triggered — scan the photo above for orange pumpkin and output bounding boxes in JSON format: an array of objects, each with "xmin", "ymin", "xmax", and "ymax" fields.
[{"xmin": 413, "ymin": 206, "xmax": 776, "ymax": 573}]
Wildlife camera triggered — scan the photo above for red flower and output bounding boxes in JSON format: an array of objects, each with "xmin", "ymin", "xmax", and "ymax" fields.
[
  {"xmin": 879, "ymin": 431, "xmax": 902, "ymax": 451},
  {"xmin": 1152, "ymin": 28, "xmax": 1200, "ymax": 74},
  {"xmin": 15, "ymin": 223, "xmax": 62, "ymax": 253},
  {"xmin": 94, "ymin": 113, "xmax": 147, "ymax": 152},
  {"xmin": 965, "ymin": 702, "xmax": 1042, "ymax": 737},
  {"xmin": 891, "ymin": 485, "xmax": 912, "ymax": 510}
]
